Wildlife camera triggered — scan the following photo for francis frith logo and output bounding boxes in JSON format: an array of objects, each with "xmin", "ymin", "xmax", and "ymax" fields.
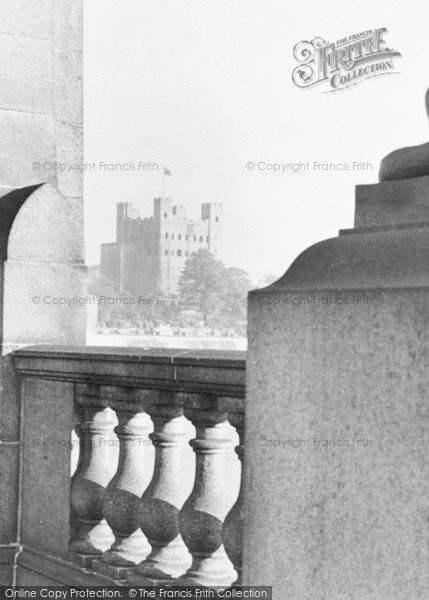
[{"xmin": 292, "ymin": 28, "xmax": 401, "ymax": 92}]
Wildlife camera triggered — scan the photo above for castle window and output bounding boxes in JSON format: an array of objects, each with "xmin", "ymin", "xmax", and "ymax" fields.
[
  {"xmin": 164, "ymin": 212, "xmax": 167, "ymax": 218},
  {"xmin": 172, "ymin": 234, "xmax": 174, "ymax": 240},
  {"xmin": 215, "ymin": 217, "xmax": 219, "ymax": 222},
  {"xmin": 173, "ymin": 206, "xmax": 177, "ymax": 215},
  {"xmin": 165, "ymin": 233, "xmax": 168, "ymax": 239},
  {"xmin": 177, "ymin": 250, "xmax": 182, "ymax": 257},
  {"xmin": 178, "ymin": 234, "xmax": 182, "ymax": 241},
  {"xmin": 199, "ymin": 236, "xmax": 203, "ymax": 242},
  {"xmin": 164, "ymin": 250, "xmax": 168, "ymax": 255}
]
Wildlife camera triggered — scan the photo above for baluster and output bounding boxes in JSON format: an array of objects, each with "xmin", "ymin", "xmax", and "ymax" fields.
[
  {"xmin": 71, "ymin": 428, "xmax": 80, "ymax": 477},
  {"xmin": 69, "ymin": 385, "xmax": 119, "ymax": 566},
  {"xmin": 70, "ymin": 406, "xmax": 81, "ymax": 544},
  {"xmin": 94, "ymin": 387, "xmax": 154, "ymax": 579},
  {"xmin": 71, "ymin": 402, "xmax": 80, "ymax": 478},
  {"xmin": 128, "ymin": 391, "xmax": 192, "ymax": 583},
  {"xmin": 178, "ymin": 400, "xmax": 237, "ymax": 587},
  {"xmin": 222, "ymin": 400, "xmax": 245, "ymax": 585}
]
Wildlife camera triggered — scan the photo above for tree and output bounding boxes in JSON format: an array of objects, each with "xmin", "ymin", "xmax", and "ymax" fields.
[
  {"xmin": 223, "ymin": 267, "xmax": 252, "ymax": 322},
  {"xmin": 178, "ymin": 249, "xmax": 227, "ymax": 321},
  {"xmin": 87, "ymin": 266, "xmax": 140, "ymax": 327},
  {"xmin": 178, "ymin": 250, "xmax": 252, "ymax": 329}
]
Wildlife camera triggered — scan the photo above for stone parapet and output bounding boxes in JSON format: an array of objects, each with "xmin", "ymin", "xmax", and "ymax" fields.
[{"xmin": 12, "ymin": 347, "xmax": 245, "ymax": 586}]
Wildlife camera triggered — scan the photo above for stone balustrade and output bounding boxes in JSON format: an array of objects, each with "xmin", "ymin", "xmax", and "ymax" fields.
[{"xmin": 12, "ymin": 346, "xmax": 245, "ymax": 587}]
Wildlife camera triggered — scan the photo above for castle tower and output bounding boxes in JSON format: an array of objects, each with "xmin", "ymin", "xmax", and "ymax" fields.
[
  {"xmin": 117, "ymin": 202, "xmax": 141, "ymax": 242},
  {"xmin": 116, "ymin": 202, "xmax": 131, "ymax": 242},
  {"xmin": 154, "ymin": 197, "xmax": 174, "ymax": 294},
  {"xmin": 101, "ymin": 198, "xmax": 223, "ymax": 299},
  {"xmin": 201, "ymin": 203, "xmax": 222, "ymax": 254}
]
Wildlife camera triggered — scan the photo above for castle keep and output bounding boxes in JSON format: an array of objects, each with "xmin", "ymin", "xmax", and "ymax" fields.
[{"xmin": 101, "ymin": 198, "xmax": 222, "ymax": 296}]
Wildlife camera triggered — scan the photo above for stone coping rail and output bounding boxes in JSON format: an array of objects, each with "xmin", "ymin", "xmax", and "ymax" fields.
[{"xmin": 13, "ymin": 345, "xmax": 246, "ymax": 396}]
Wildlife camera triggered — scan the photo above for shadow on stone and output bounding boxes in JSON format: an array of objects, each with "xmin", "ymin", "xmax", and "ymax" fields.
[{"xmin": 0, "ymin": 185, "xmax": 43, "ymax": 260}]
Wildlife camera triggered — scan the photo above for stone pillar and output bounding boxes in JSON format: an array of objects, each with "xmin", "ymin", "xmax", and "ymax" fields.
[
  {"xmin": 69, "ymin": 387, "xmax": 118, "ymax": 564},
  {"xmin": 179, "ymin": 404, "xmax": 237, "ymax": 587},
  {"xmin": 222, "ymin": 399, "xmax": 245, "ymax": 585},
  {"xmin": 244, "ymin": 175, "xmax": 429, "ymax": 598},
  {"xmin": 129, "ymin": 392, "xmax": 192, "ymax": 584},
  {"xmin": 0, "ymin": 0, "xmax": 83, "ymax": 583},
  {"xmin": 96, "ymin": 388, "xmax": 153, "ymax": 580}
]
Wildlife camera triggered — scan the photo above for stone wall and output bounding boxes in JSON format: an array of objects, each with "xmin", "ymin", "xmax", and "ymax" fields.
[{"xmin": 0, "ymin": 0, "xmax": 84, "ymax": 584}]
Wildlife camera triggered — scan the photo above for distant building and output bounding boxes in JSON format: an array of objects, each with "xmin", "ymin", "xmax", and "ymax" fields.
[{"xmin": 100, "ymin": 198, "xmax": 222, "ymax": 296}]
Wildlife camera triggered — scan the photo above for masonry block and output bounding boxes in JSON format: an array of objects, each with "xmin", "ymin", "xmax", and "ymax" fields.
[
  {"xmin": 54, "ymin": 51, "xmax": 83, "ymax": 124},
  {"xmin": 20, "ymin": 378, "xmax": 74, "ymax": 556},
  {"xmin": 355, "ymin": 175, "xmax": 429, "ymax": 228},
  {"xmin": 0, "ymin": 35, "xmax": 53, "ymax": 114},
  {"xmin": 0, "ymin": 0, "xmax": 53, "ymax": 39},
  {"xmin": 56, "ymin": 122, "xmax": 84, "ymax": 198},
  {"xmin": 0, "ymin": 444, "xmax": 19, "ymax": 543},
  {"xmin": 0, "ymin": 111, "xmax": 56, "ymax": 188},
  {"xmin": 53, "ymin": 0, "xmax": 83, "ymax": 52}
]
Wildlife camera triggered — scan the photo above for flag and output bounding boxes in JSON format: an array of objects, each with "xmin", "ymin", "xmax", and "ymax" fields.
[{"xmin": 164, "ymin": 167, "xmax": 171, "ymax": 176}]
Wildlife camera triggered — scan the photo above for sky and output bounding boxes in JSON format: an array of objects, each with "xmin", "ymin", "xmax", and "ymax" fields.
[{"xmin": 83, "ymin": 0, "xmax": 429, "ymax": 284}]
